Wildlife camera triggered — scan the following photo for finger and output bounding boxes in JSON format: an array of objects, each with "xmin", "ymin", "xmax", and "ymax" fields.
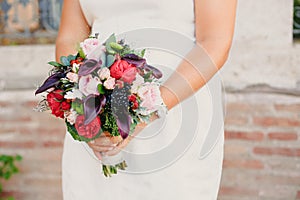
[
  {"xmin": 92, "ymin": 137, "xmax": 115, "ymax": 147},
  {"xmin": 93, "ymin": 150, "xmax": 102, "ymax": 160},
  {"xmin": 105, "ymin": 139, "xmax": 128, "ymax": 156},
  {"xmin": 89, "ymin": 144, "xmax": 115, "ymax": 152}
]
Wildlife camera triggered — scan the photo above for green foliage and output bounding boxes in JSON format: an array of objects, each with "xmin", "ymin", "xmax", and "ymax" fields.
[
  {"xmin": 0, "ymin": 154, "xmax": 22, "ymax": 200},
  {"xmin": 101, "ymin": 112, "xmax": 120, "ymax": 137}
]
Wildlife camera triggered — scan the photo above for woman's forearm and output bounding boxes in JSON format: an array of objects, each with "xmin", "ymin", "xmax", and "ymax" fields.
[{"xmin": 160, "ymin": 38, "xmax": 232, "ymax": 110}]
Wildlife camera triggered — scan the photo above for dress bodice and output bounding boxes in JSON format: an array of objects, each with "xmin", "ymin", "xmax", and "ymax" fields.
[{"xmin": 79, "ymin": 0, "xmax": 195, "ymax": 42}]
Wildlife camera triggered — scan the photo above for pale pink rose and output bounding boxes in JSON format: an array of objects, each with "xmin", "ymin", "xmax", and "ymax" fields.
[
  {"xmin": 103, "ymin": 77, "xmax": 116, "ymax": 90},
  {"xmin": 64, "ymin": 109, "xmax": 78, "ymax": 125},
  {"xmin": 80, "ymin": 38, "xmax": 101, "ymax": 56},
  {"xmin": 131, "ymin": 74, "xmax": 144, "ymax": 93},
  {"xmin": 98, "ymin": 67, "xmax": 111, "ymax": 80},
  {"xmin": 66, "ymin": 72, "xmax": 79, "ymax": 83},
  {"xmin": 78, "ymin": 75, "xmax": 101, "ymax": 96},
  {"xmin": 137, "ymin": 83, "xmax": 163, "ymax": 115}
]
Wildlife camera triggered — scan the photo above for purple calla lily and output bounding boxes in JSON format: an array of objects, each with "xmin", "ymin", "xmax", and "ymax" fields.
[
  {"xmin": 35, "ymin": 72, "xmax": 65, "ymax": 95},
  {"xmin": 116, "ymin": 112, "xmax": 131, "ymax": 139},
  {"xmin": 78, "ymin": 59, "xmax": 102, "ymax": 76},
  {"xmin": 83, "ymin": 94, "xmax": 106, "ymax": 125},
  {"xmin": 122, "ymin": 54, "xmax": 163, "ymax": 79}
]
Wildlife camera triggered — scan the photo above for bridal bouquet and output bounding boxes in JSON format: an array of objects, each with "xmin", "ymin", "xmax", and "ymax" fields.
[{"xmin": 35, "ymin": 34, "xmax": 166, "ymax": 177}]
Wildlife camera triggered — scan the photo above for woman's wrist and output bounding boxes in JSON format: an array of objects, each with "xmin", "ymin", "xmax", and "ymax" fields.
[{"xmin": 159, "ymin": 85, "xmax": 179, "ymax": 111}]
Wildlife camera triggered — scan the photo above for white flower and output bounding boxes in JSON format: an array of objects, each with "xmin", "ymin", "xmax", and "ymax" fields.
[
  {"xmin": 64, "ymin": 89, "xmax": 83, "ymax": 100},
  {"xmin": 72, "ymin": 63, "xmax": 80, "ymax": 73},
  {"xmin": 131, "ymin": 74, "xmax": 145, "ymax": 93},
  {"xmin": 80, "ymin": 38, "xmax": 101, "ymax": 56},
  {"xmin": 64, "ymin": 109, "xmax": 78, "ymax": 125},
  {"xmin": 66, "ymin": 72, "xmax": 79, "ymax": 83},
  {"xmin": 98, "ymin": 67, "xmax": 111, "ymax": 80},
  {"xmin": 137, "ymin": 83, "xmax": 163, "ymax": 115},
  {"xmin": 103, "ymin": 77, "xmax": 116, "ymax": 90},
  {"xmin": 78, "ymin": 75, "xmax": 101, "ymax": 96}
]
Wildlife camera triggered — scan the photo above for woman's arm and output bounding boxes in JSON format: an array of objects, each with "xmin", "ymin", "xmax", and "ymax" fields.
[
  {"xmin": 161, "ymin": 0, "xmax": 237, "ymax": 110},
  {"xmin": 55, "ymin": 0, "xmax": 91, "ymax": 61},
  {"xmin": 104, "ymin": 0, "xmax": 237, "ymax": 157}
]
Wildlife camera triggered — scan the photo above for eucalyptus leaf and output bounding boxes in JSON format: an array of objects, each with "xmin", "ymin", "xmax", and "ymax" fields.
[
  {"xmin": 105, "ymin": 34, "xmax": 117, "ymax": 53},
  {"xmin": 60, "ymin": 56, "xmax": 70, "ymax": 66},
  {"xmin": 68, "ymin": 55, "xmax": 76, "ymax": 61},
  {"xmin": 106, "ymin": 54, "xmax": 115, "ymax": 67}
]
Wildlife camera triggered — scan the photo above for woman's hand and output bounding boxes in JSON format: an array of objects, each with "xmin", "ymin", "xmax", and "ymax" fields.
[
  {"xmin": 88, "ymin": 114, "xmax": 157, "ymax": 160},
  {"xmin": 87, "ymin": 132, "xmax": 123, "ymax": 160}
]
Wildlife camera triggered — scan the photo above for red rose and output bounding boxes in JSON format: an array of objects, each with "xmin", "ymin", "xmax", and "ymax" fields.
[
  {"xmin": 110, "ymin": 60, "xmax": 137, "ymax": 82},
  {"xmin": 75, "ymin": 115, "xmax": 101, "ymax": 139},
  {"xmin": 53, "ymin": 90, "xmax": 64, "ymax": 100},
  {"xmin": 47, "ymin": 90, "xmax": 65, "ymax": 118},
  {"xmin": 61, "ymin": 101, "xmax": 71, "ymax": 111},
  {"xmin": 129, "ymin": 94, "xmax": 139, "ymax": 109}
]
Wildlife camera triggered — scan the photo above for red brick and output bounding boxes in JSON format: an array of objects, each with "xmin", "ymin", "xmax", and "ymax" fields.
[
  {"xmin": 268, "ymin": 132, "xmax": 298, "ymax": 141},
  {"xmin": 22, "ymin": 100, "xmax": 38, "ymax": 108},
  {"xmin": 225, "ymin": 130, "xmax": 264, "ymax": 141},
  {"xmin": 274, "ymin": 104, "xmax": 300, "ymax": 112},
  {"xmin": 0, "ymin": 141, "xmax": 36, "ymax": 148},
  {"xmin": 0, "ymin": 101, "xmax": 11, "ymax": 107},
  {"xmin": 223, "ymin": 159, "xmax": 264, "ymax": 169},
  {"xmin": 297, "ymin": 191, "xmax": 300, "ymax": 199},
  {"xmin": 253, "ymin": 147, "xmax": 300, "ymax": 157},
  {"xmin": 253, "ymin": 116, "xmax": 300, "ymax": 127},
  {"xmin": 226, "ymin": 102, "xmax": 252, "ymax": 112},
  {"xmin": 0, "ymin": 116, "xmax": 32, "ymax": 123},
  {"xmin": 42, "ymin": 140, "xmax": 63, "ymax": 148},
  {"xmin": 219, "ymin": 186, "xmax": 259, "ymax": 196},
  {"xmin": 225, "ymin": 115, "xmax": 249, "ymax": 125}
]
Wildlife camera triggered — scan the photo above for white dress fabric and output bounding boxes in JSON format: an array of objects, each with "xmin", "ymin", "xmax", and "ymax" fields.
[{"xmin": 62, "ymin": 0, "xmax": 225, "ymax": 199}]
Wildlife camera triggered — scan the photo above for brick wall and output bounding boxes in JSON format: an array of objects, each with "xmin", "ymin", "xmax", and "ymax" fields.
[{"xmin": 1, "ymin": 89, "xmax": 299, "ymax": 199}]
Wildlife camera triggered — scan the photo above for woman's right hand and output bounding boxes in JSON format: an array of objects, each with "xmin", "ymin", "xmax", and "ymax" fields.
[{"xmin": 87, "ymin": 132, "xmax": 123, "ymax": 160}]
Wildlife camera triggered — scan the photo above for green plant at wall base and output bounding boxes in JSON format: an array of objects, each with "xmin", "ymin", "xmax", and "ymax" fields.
[
  {"xmin": 294, "ymin": 0, "xmax": 300, "ymax": 38},
  {"xmin": 0, "ymin": 155, "xmax": 22, "ymax": 200}
]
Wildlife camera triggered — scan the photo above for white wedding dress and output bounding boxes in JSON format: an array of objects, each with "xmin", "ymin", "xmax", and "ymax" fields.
[{"xmin": 62, "ymin": 0, "xmax": 225, "ymax": 199}]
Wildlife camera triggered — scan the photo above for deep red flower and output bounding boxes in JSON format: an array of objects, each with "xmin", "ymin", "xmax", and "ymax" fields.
[
  {"xmin": 61, "ymin": 101, "xmax": 71, "ymax": 111},
  {"xmin": 110, "ymin": 60, "xmax": 137, "ymax": 83},
  {"xmin": 47, "ymin": 90, "xmax": 65, "ymax": 118},
  {"xmin": 75, "ymin": 115, "xmax": 101, "ymax": 139},
  {"xmin": 129, "ymin": 94, "xmax": 139, "ymax": 109}
]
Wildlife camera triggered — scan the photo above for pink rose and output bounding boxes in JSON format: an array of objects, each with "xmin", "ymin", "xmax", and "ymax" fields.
[
  {"xmin": 80, "ymin": 38, "xmax": 101, "ymax": 56},
  {"xmin": 103, "ymin": 77, "xmax": 116, "ymax": 90},
  {"xmin": 137, "ymin": 83, "xmax": 163, "ymax": 115},
  {"xmin": 78, "ymin": 75, "xmax": 101, "ymax": 96},
  {"xmin": 75, "ymin": 115, "xmax": 101, "ymax": 139},
  {"xmin": 110, "ymin": 60, "xmax": 137, "ymax": 83},
  {"xmin": 66, "ymin": 72, "xmax": 79, "ymax": 83}
]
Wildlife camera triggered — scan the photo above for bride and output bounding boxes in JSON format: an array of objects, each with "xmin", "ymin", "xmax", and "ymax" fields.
[{"xmin": 56, "ymin": 0, "xmax": 237, "ymax": 199}]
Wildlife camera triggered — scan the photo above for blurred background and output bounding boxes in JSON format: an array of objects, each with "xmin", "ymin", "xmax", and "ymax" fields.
[{"xmin": 0, "ymin": 0, "xmax": 300, "ymax": 199}]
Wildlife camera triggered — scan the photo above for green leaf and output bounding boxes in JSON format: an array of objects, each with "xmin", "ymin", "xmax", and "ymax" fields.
[
  {"xmin": 140, "ymin": 49, "xmax": 146, "ymax": 57},
  {"xmin": 71, "ymin": 101, "xmax": 84, "ymax": 115},
  {"xmin": 110, "ymin": 42, "xmax": 124, "ymax": 51},
  {"xmin": 97, "ymin": 84, "xmax": 105, "ymax": 94},
  {"xmin": 48, "ymin": 61, "xmax": 63, "ymax": 67},
  {"xmin": 106, "ymin": 55, "xmax": 115, "ymax": 67},
  {"xmin": 60, "ymin": 56, "xmax": 70, "ymax": 66},
  {"xmin": 105, "ymin": 34, "xmax": 117, "ymax": 54},
  {"xmin": 78, "ymin": 48, "xmax": 86, "ymax": 59}
]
